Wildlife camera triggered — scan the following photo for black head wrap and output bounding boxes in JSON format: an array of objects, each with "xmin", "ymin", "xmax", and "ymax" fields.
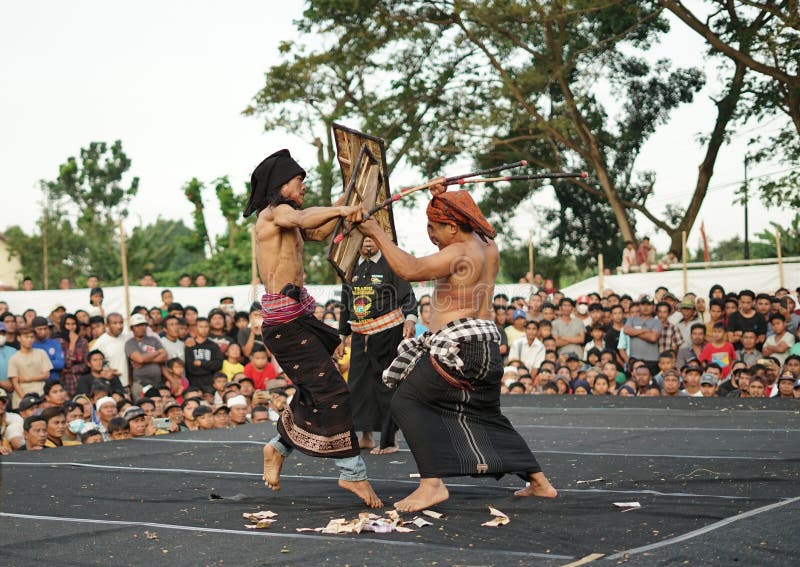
[{"xmin": 243, "ymin": 149, "xmax": 307, "ymax": 217}]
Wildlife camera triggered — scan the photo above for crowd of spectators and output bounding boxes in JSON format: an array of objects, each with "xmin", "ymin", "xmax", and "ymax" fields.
[
  {"xmin": 491, "ymin": 283, "xmax": 800, "ymax": 399},
  {"xmin": 0, "ymin": 280, "xmax": 324, "ymax": 453},
  {"xmin": 2, "ymin": 274, "xmax": 799, "ymax": 453}
]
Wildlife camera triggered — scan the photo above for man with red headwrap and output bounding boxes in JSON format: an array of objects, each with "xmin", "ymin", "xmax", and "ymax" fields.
[{"xmin": 357, "ymin": 184, "xmax": 557, "ymax": 512}]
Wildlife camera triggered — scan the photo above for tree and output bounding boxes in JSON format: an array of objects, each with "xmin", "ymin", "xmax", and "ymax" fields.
[
  {"xmin": 248, "ymin": 1, "xmax": 763, "ymax": 260},
  {"xmin": 125, "ymin": 218, "xmax": 206, "ymax": 285},
  {"xmin": 41, "ymin": 140, "xmax": 139, "ymax": 281},
  {"xmin": 657, "ymin": 0, "xmax": 800, "ymax": 207}
]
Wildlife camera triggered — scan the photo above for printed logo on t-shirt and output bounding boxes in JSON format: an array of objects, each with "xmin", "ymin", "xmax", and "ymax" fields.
[{"xmin": 711, "ymin": 351, "xmax": 730, "ymax": 369}]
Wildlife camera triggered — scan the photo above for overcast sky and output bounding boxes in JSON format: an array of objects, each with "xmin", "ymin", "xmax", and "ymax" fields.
[{"xmin": 0, "ymin": 1, "xmax": 793, "ymax": 269}]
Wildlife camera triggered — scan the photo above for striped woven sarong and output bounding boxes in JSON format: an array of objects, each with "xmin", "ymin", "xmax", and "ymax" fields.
[{"xmin": 261, "ymin": 285, "xmax": 316, "ymax": 326}]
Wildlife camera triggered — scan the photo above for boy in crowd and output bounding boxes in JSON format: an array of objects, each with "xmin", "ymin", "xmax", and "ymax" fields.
[{"xmin": 700, "ymin": 322, "xmax": 737, "ymax": 379}]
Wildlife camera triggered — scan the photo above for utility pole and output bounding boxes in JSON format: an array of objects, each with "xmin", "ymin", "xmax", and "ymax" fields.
[{"xmin": 743, "ymin": 155, "xmax": 750, "ymax": 260}]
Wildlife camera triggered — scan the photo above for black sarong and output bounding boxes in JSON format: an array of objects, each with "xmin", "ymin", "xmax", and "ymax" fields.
[
  {"xmin": 262, "ymin": 289, "xmax": 359, "ymax": 459},
  {"xmin": 349, "ymin": 324, "xmax": 403, "ymax": 446},
  {"xmin": 391, "ymin": 340, "xmax": 542, "ymax": 479}
]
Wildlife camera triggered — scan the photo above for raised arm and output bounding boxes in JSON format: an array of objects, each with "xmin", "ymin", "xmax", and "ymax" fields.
[
  {"xmin": 357, "ymin": 218, "xmax": 466, "ymax": 282},
  {"xmin": 270, "ymin": 201, "xmax": 361, "ymax": 236}
]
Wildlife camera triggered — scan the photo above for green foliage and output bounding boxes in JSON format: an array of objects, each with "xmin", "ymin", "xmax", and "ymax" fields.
[{"xmin": 125, "ymin": 218, "xmax": 206, "ymax": 284}]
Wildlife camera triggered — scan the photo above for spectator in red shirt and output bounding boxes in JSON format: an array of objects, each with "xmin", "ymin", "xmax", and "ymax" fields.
[
  {"xmin": 700, "ymin": 322, "xmax": 737, "ymax": 378},
  {"xmin": 243, "ymin": 345, "xmax": 276, "ymax": 390}
]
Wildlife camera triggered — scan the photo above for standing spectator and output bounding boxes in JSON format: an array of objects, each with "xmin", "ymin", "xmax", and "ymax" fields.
[
  {"xmin": 679, "ymin": 366, "xmax": 703, "ymax": 397},
  {"xmin": 623, "ymin": 296, "xmax": 662, "ymax": 374},
  {"xmin": 762, "ymin": 314, "xmax": 795, "ymax": 367},
  {"xmin": 735, "ymin": 330, "xmax": 761, "ymax": 367},
  {"xmin": 505, "ymin": 309, "xmax": 529, "ymax": 345},
  {"xmin": 655, "ymin": 302, "xmax": 683, "ymax": 353},
  {"xmin": 726, "ymin": 290, "xmax": 766, "ymax": 349},
  {"xmin": 40, "ymin": 380, "xmax": 68, "ymax": 409},
  {"xmin": 160, "ymin": 315, "xmax": 185, "ymax": 362},
  {"xmin": 0, "ymin": 322, "xmax": 18, "ymax": 394},
  {"xmin": 31, "ymin": 316, "xmax": 64, "ymax": 382},
  {"xmin": 8, "ymin": 326, "xmax": 52, "ymax": 408},
  {"xmin": 493, "ymin": 307, "xmax": 509, "ymax": 359},
  {"xmin": 526, "ymin": 294, "xmax": 544, "ymax": 321},
  {"xmin": 3, "ymin": 313, "xmax": 20, "ymax": 350},
  {"xmin": 125, "ymin": 314, "xmax": 167, "ymax": 397},
  {"xmin": 552, "ymin": 298, "xmax": 585, "ymax": 359},
  {"xmin": 620, "ymin": 241, "xmax": 637, "ymax": 273},
  {"xmin": 415, "ymin": 303, "xmax": 432, "ymax": 336},
  {"xmin": 87, "ymin": 316, "xmax": 106, "ymax": 349},
  {"xmin": 76, "ymin": 350, "xmax": 125, "ymax": 396},
  {"xmin": 605, "ymin": 305, "xmax": 626, "ymax": 366},
  {"xmin": 93, "ymin": 313, "xmax": 130, "ymax": 392},
  {"xmin": 676, "ymin": 324, "xmax": 708, "ymax": 368},
  {"xmin": 56, "ymin": 314, "xmax": 88, "ymax": 397},
  {"xmin": 673, "ymin": 296, "xmax": 702, "ymax": 349},
  {"xmin": 705, "ymin": 299, "xmax": 726, "ymax": 335},
  {"xmin": 194, "ymin": 273, "xmax": 208, "ymax": 287},
  {"xmin": 207, "ymin": 309, "xmax": 232, "ymax": 354},
  {"xmin": 699, "ymin": 323, "xmax": 737, "ymax": 378},
  {"xmin": 779, "ymin": 296, "xmax": 800, "ymax": 337},
  {"xmin": 184, "ymin": 317, "xmax": 223, "ymax": 392},
  {"xmin": 239, "ymin": 305, "xmax": 264, "ymax": 358},
  {"xmin": 87, "ymin": 287, "xmax": 105, "ymax": 319}
]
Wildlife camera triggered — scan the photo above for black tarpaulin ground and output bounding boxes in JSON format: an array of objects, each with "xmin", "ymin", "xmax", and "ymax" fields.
[{"xmin": 1, "ymin": 396, "xmax": 798, "ymax": 566}]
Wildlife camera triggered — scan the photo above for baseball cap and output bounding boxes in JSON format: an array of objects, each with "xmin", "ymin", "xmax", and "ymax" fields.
[
  {"xmin": 123, "ymin": 406, "xmax": 146, "ymax": 420},
  {"xmin": 680, "ymin": 297, "xmax": 696, "ymax": 309},
  {"xmin": 778, "ymin": 371, "xmax": 796, "ymax": 382},
  {"xmin": 566, "ymin": 353, "xmax": 581, "ymax": 361},
  {"xmin": 682, "ymin": 365, "xmax": 702, "ymax": 375},
  {"xmin": 18, "ymin": 394, "xmax": 42, "ymax": 411},
  {"xmin": 0, "ymin": 389, "xmax": 8, "ymax": 399},
  {"xmin": 163, "ymin": 401, "xmax": 181, "ymax": 413},
  {"xmin": 129, "ymin": 313, "xmax": 148, "ymax": 327},
  {"xmin": 31, "ymin": 316, "xmax": 50, "ymax": 328},
  {"xmin": 212, "ymin": 405, "xmax": 229, "ymax": 414},
  {"xmin": 226, "ymin": 395, "xmax": 247, "ymax": 408},
  {"xmin": 700, "ymin": 373, "xmax": 717, "ymax": 386},
  {"xmin": 638, "ymin": 294, "xmax": 653, "ymax": 304},
  {"xmin": 512, "ymin": 309, "xmax": 527, "ymax": 320},
  {"xmin": 50, "ymin": 303, "xmax": 66, "ymax": 313}
]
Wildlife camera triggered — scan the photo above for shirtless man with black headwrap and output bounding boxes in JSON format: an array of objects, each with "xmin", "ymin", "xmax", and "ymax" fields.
[{"xmin": 244, "ymin": 149, "xmax": 381, "ymax": 508}]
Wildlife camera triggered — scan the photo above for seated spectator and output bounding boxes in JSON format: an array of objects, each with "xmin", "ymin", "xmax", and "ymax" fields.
[
  {"xmin": 17, "ymin": 393, "xmax": 42, "ymax": 420},
  {"xmin": 0, "ymin": 389, "xmax": 24, "ymax": 452},
  {"xmin": 21, "ymin": 415, "xmax": 48, "ymax": 450},
  {"xmin": 193, "ymin": 405, "xmax": 215, "ymax": 430},
  {"xmin": 736, "ymin": 330, "xmax": 761, "ymax": 367},
  {"xmin": 163, "ymin": 358, "xmax": 189, "ymax": 403},
  {"xmin": 227, "ymin": 395, "xmax": 249, "ymax": 427},
  {"xmin": 181, "ymin": 398, "xmax": 201, "ymax": 431},
  {"xmin": 620, "ymin": 241, "xmax": 637, "ymax": 273},
  {"xmin": 680, "ymin": 366, "xmax": 703, "ymax": 397},
  {"xmin": 250, "ymin": 405, "xmax": 270, "ymax": 423},
  {"xmin": 40, "ymin": 407, "xmax": 67, "ymax": 448},
  {"xmin": 212, "ymin": 405, "xmax": 230, "ymax": 429},
  {"xmin": 163, "ymin": 401, "xmax": 183, "ymax": 432},
  {"xmin": 212, "ymin": 372, "xmax": 229, "ymax": 406},
  {"xmin": 80, "ymin": 428, "xmax": 103, "ymax": 444},
  {"xmin": 592, "ymin": 375, "xmax": 611, "ymax": 395},
  {"xmin": 572, "ymin": 380, "xmax": 591, "ymax": 395},
  {"xmin": 108, "ymin": 416, "xmax": 131, "ymax": 440},
  {"xmin": 94, "ymin": 396, "xmax": 118, "ymax": 440},
  {"xmin": 748, "ymin": 376, "xmax": 766, "ymax": 398},
  {"xmin": 776, "ymin": 371, "xmax": 796, "ymax": 399},
  {"xmin": 40, "ymin": 380, "xmax": 68, "ymax": 409},
  {"xmin": 699, "ymin": 374, "xmax": 718, "ymax": 398},
  {"xmin": 244, "ymin": 345, "xmax": 277, "ymax": 390},
  {"xmin": 661, "ymin": 370, "xmax": 681, "ymax": 397}
]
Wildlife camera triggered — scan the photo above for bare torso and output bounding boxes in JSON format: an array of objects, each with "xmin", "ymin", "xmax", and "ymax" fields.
[
  {"xmin": 429, "ymin": 234, "xmax": 498, "ymax": 332},
  {"xmin": 255, "ymin": 207, "xmax": 304, "ymax": 293}
]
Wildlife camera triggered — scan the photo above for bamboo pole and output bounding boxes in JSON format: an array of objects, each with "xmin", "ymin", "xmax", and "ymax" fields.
[
  {"xmin": 42, "ymin": 218, "xmax": 48, "ymax": 290},
  {"xmin": 528, "ymin": 231, "xmax": 534, "ymax": 295},
  {"xmin": 118, "ymin": 219, "xmax": 130, "ymax": 320},
  {"xmin": 681, "ymin": 231, "xmax": 688, "ymax": 296},
  {"xmin": 776, "ymin": 230, "xmax": 784, "ymax": 288},
  {"xmin": 598, "ymin": 254, "xmax": 604, "ymax": 295},
  {"xmin": 251, "ymin": 223, "xmax": 259, "ymax": 301}
]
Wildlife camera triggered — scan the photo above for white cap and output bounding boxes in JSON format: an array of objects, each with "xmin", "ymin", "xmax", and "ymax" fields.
[
  {"xmin": 226, "ymin": 394, "xmax": 247, "ymax": 408},
  {"xmin": 95, "ymin": 396, "xmax": 116, "ymax": 411},
  {"xmin": 129, "ymin": 313, "xmax": 148, "ymax": 327}
]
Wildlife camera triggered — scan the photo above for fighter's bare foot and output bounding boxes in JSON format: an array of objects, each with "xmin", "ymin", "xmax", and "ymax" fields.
[
  {"xmin": 369, "ymin": 445, "xmax": 399, "ymax": 455},
  {"xmin": 358, "ymin": 433, "xmax": 375, "ymax": 450},
  {"xmin": 394, "ymin": 478, "xmax": 449, "ymax": 512},
  {"xmin": 262, "ymin": 444, "xmax": 284, "ymax": 491},
  {"xmin": 338, "ymin": 479, "xmax": 383, "ymax": 508},
  {"xmin": 514, "ymin": 472, "xmax": 557, "ymax": 498}
]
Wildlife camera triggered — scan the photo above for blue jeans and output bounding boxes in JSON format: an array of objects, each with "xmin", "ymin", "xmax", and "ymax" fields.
[{"xmin": 269, "ymin": 435, "xmax": 367, "ymax": 481}]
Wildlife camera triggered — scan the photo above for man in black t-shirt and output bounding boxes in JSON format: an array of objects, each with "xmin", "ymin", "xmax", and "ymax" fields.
[{"xmin": 726, "ymin": 290, "xmax": 767, "ymax": 349}]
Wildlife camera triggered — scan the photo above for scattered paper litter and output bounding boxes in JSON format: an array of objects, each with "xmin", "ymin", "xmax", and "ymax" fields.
[
  {"xmin": 295, "ymin": 509, "xmax": 432, "ymax": 535},
  {"xmin": 409, "ymin": 517, "xmax": 433, "ymax": 528},
  {"xmin": 613, "ymin": 502, "xmax": 641, "ymax": 510},
  {"xmin": 422, "ymin": 510, "xmax": 444, "ymax": 519},
  {"xmin": 482, "ymin": 506, "xmax": 510, "ymax": 527},
  {"xmin": 576, "ymin": 478, "xmax": 605, "ymax": 485},
  {"xmin": 243, "ymin": 510, "xmax": 278, "ymax": 529},
  {"xmin": 144, "ymin": 531, "xmax": 159, "ymax": 540},
  {"xmin": 409, "ymin": 473, "xmax": 421, "ymax": 478}
]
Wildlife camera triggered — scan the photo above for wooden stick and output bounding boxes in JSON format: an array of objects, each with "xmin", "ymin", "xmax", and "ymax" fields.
[
  {"xmin": 598, "ymin": 253, "xmax": 604, "ymax": 294},
  {"xmin": 528, "ymin": 232, "xmax": 534, "ymax": 295},
  {"xmin": 456, "ymin": 171, "xmax": 588, "ymax": 184},
  {"xmin": 118, "ymin": 218, "xmax": 130, "ymax": 320},
  {"xmin": 681, "ymin": 231, "xmax": 688, "ymax": 296},
  {"xmin": 250, "ymin": 224, "xmax": 259, "ymax": 301},
  {"xmin": 776, "ymin": 229, "xmax": 784, "ymax": 287}
]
